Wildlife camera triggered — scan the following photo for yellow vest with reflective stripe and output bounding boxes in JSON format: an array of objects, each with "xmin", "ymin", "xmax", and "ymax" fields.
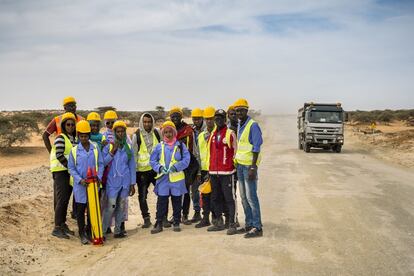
[
  {"xmin": 156, "ymin": 143, "xmax": 185, "ymax": 182},
  {"xmin": 70, "ymin": 143, "xmax": 99, "ymax": 186},
  {"xmin": 198, "ymin": 131, "xmax": 211, "ymax": 171},
  {"xmin": 136, "ymin": 132, "xmax": 159, "ymax": 172},
  {"xmin": 235, "ymin": 119, "xmax": 261, "ymax": 166},
  {"xmin": 50, "ymin": 133, "xmax": 73, "ymax": 172}
]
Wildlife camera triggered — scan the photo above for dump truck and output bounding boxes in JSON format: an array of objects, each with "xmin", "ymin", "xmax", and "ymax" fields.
[{"xmin": 298, "ymin": 103, "xmax": 345, "ymax": 153}]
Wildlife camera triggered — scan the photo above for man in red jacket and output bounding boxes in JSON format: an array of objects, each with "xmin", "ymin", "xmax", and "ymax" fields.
[{"xmin": 207, "ymin": 109, "xmax": 238, "ymax": 235}]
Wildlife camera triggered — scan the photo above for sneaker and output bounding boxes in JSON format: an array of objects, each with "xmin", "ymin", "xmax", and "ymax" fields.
[
  {"xmin": 190, "ymin": 211, "xmax": 202, "ymax": 223},
  {"xmin": 226, "ymin": 224, "xmax": 237, "ymax": 235},
  {"xmin": 244, "ymin": 228, "xmax": 263, "ymax": 238},
  {"xmin": 80, "ymin": 232, "xmax": 90, "ymax": 245},
  {"xmin": 173, "ymin": 224, "xmax": 181, "ymax": 232},
  {"xmin": 195, "ymin": 218, "xmax": 211, "ymax": 228},
  {"xmin": 106, "ymin": 227, "xmax": 112, "ymax": 234},
  {"xmin": 207, "ymin": 217, "xmax": 225, "ymax": 232},
  {"xmin": 163, "ymin": 217, "xmax": 171, "ymax": 228},
  {"xmin": 61, "ymin": 223, "xmax": 75, "ymax": 236},
  {"xmin": 51, "ymin": 226, "xmax": 70, "ymax": 239},
  {"xmin": 237, "ymin": 226, "xmax": 253, "ymax": 234},
  {"xmin": 114, "ymin": 232, "xmax": 127, "ymax": 239},
  {"xmin": 120, "ymin": 222, "xmax": 127, "ymax": 235},
  {"xmin": 151, "ymin": 222, "xmax": 163, "ymax": 234},
  {"xmin": 182, "ymin": 215, "xmax": 192, "ymax": 225},
  {"xmin": 142, "ymin": 217, "xmax": 152, "ymax": 229}
]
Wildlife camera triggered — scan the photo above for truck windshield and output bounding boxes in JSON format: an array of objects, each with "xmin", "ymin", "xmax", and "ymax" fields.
[{"xmin": 308, "ymin": 111, "xmax": 343, "ymax": 123}]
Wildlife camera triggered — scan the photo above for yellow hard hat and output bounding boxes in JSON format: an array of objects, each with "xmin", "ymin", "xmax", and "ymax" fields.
[
  {"xmin": 61, "ymin": 112, "xmax": 76, "ymax": 124},
  {"xmin": 103, "ymin": 110, "xmax": 118, "ymax": 120},
  {"xmin": 198, "ymin": 180, "xmax": 212, "ymax": 194},
  {"xmin": 162, "ymin": 120, "xmax": 176, "ymax": 129},
  {"xmin": 227, "ymin": 104, "xmax": 236, "ymax": 112},
  {"xmin": 76, "ymin": 120, "xmax": 91, "ymax": 134},
  {"xmin": 86, "ymin": 112, "xmax": 101, "ymax": 122},
  {"xmin": 169, "ymin": 106, "xmax": 183, "ymax": 116},
  {"xmin": 112, "ymin": 120, "xmax": 127, "ymax": 130},
  {"xmin": 191, "ymin": 108, "xmax": 203, "ymax": 118},
  {"xmin": 233, "ymin": 98, "xmax": 249, "ymax": 109},
  {"xmin": 63, "ymin": 96, "xmax": 76, "ymax": 106},
  {"xmin": 203, "ymin": 106, "xmax": 216, "ymax": 119}
]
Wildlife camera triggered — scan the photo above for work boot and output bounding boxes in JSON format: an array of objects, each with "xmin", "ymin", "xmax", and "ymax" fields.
[
  {"xmin": 61, "ymin": 223, "xmax": 75, "ymax": 236},
  {"xmin": 195, "ymin": 217, "xmax": 211, "ymax": 228},
  {"xmin": 151, "ymin": 222, "xmax": 163, "ymax": 234},
  {"xmin": 207, "ymin": 216, "xmax": 225, "ymax": 232},
  {"xmin": 163, "ymin": 217, "xmax": 171, "ymax": 228},
  {"xmin": 173, "ymin": 223, "xmax": 181, "ymax": 232},
  {"xmin": 182, "ymin": 215, "xmax": 192, "ymax": 225},
  {"xmin": 80, "ymin": 232, "xmax": 89, "ymax": 245},
  {"xmin": 120, "ymin": 222, "xmax": 127, "ymax": 235},
  {"xmin": 142, "ymin": 217, "xmax": 152, "ymax": 229},
  {"xmin": 244, "ymin": 227, "xmax": 263, "ymax": 238},
  {"xmin": 227, "ymin": 223, "xmax": 238, "ymax": 235},
  {"xmin": 237, "ymin": 226, "xmax": 253, "ymax": 234},
  {"xmin": 51, "ymin": 226, "xmax": 70, "ymax": 239},
  {"xmin": 190, "ymin": 211, "xmax": 202, "ymax": 223},
  {"xmin": 114, "ymin": 232, "xmax": 127, "ymax": 239},
  {"xmin": 106, "ymin": 227, "xmax": 112, "ymax": 234}
]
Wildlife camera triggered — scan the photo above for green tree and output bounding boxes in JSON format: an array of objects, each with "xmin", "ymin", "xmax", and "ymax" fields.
[{"xmin": 0, "ymin": 114, "xmax": 39, "ymax": 148}]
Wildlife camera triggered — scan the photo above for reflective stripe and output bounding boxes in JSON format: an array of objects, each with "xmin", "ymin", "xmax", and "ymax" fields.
[
  {"xmin": 198, "ymin": 131, "xmax": 213, "ymax": 171},
  {"xmin": 50, "ymin": 133, "xmax": 72, "ymax": 172},
  {"xmin": 155, "ymin": 143, "xmax": 185, "ymax": 182},
  {"xmin": 70, "ymin": 143, "xmax": 99, "ymax": 186},
  {"xmin": 136, "ymin": 132, "xmax": 158, "ymax": 172},
  {"xmin": 235, "ymin": 119, "xmax": 261, "ymax": 166}
]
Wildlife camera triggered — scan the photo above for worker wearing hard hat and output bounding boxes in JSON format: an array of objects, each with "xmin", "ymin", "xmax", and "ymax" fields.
[
  {"xmin": 68, "ymin": 120, "xmax": 104, "ymax": 244},
  {"xmin": 131, "ymin": 112, "xmax": 161, "ymax": 229},
  {"xmin": 50, "ymin": 112, "xmax": 78, "ymax": 239},
  {"xmin": 207, "ymin": 109, "xmax": 238, "ymax": 235},
  {"xmin": 102, "ymin": 120, "xmax": 136, "ymax": 239},
  {"xmin": 87, "ymin": 112, "xmax": 106, "ymax": 149},
  {"xmin": 189, "ymin": 107, "xmax": 206, "ymax": 223},
  {"xmin": 149, "ymin": 121, "xmax": 190, "ymax": 234},
  {"xmin": 102, "ymin": 110, "xmax": 118, "ymax": 143},
  {"xmin": 169, "ymin": 106, "xmax": 200, "ymax": 225},
  {"xmin": 227, "ymin": 104, "xmax": 238, "ymax": 134},
  {"xmin": 233, "ymin": 98, "xmax": 263, "ymax": 238},
  {"xmin": 194, "ymin": 106, "xmax": 216, "ymax": 228},
  {"xmin": 43, "ymin": 96, "xmax": 84, "ymax": 153}
]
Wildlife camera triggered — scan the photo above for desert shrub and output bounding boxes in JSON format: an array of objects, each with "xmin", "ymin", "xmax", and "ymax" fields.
[{"xmin": 0, "ymin": 114, "xmax": 39, "ymax": 148}]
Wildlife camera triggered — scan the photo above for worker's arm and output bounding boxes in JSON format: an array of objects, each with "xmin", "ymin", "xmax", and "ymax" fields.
[
  {"xmin": 248, "ymin": 122, "xmax": 263, "ymax": 180},
  {"xmin": 42, "ymin": 131, "xmax": 52, "ymax": 153}
]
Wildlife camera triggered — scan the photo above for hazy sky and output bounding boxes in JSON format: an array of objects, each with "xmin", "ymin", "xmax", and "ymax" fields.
[{"xmin": 1, "ymin": 0, "xmax": 413, "ymax": 113}]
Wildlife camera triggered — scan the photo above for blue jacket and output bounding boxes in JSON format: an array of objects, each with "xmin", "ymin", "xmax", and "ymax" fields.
[
  {"xmin": 102, "ymin": 144, "xmax": 136, "ymax": 199},
  {"xmin": 238, "ymin": 116, "xmax": 263, "ymax": 153},
  {"xmin": 150, "ymin": 141, "xmax": 190, "ymax": 196},
  {"xmin": 68, "ymin": 142, "xmax": 104, "ymax": 204}
]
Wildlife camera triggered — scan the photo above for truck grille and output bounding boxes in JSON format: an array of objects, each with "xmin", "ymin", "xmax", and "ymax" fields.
[{"xmin": 311, "ymin": 127, "xmax": 339, "ymax": 134}]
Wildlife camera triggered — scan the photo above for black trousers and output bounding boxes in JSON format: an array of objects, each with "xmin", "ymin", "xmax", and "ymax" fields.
[
  {"xmin": 210, "ymin": 174, "xmax": 236, "ymax": 224},
  {"xmin": 53, "ymin": 171, "xmax": 73, "ymax": 227},
  {"xmin": 156, "ymin": 195, "xmax": 182, "ymax": 225},
  {"xmin": 75, "ymin": 202, "xmax": 90, "ymax": 235},
  {"xmin": 136, "ymin": 170, "xmax": 157, "ymax": 219}
]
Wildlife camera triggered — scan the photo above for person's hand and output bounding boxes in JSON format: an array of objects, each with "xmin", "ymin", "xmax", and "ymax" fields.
[
  {"xmin": 111, "ymin": 142, "xmax": 119, "ymax": 154},
  {"xmin": 161, "ymin": 166, "xmax": 169, "ymax": 174},
  {"xmin": 80, "ymin": 179, "xmax": 89, "ymax": 187},
  {"xmin": 169, "ymin": 166, "xmax": 177, "ymax": 173},
  {"xmin": 129, "ymin": 185, "xmax": 136, "ymax": 196},
  {"xmin": 196, "ymin": 174, "xmax": 201, "ymax": 184},
  {"xmin": 248, "ymin": 166, "xmax": 257, "ymax": 181},
  {"xmin": 102, "ymin": 140, "xmax": 108, "ymax": 147}
]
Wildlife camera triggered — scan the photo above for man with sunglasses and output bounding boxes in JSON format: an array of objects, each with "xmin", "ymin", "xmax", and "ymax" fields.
[{"xmin": 43, "ymin": 96, "xmax": 84, "ymax": 153}]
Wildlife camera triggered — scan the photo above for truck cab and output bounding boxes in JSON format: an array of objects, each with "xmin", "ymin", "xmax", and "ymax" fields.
[{"xmin": 298, "ymin": 103, "xmax": 345, "ymax": 153}]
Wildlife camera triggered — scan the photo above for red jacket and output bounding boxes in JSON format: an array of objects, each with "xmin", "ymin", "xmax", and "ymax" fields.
[{"xmin": 209, "ymin": 126, "xmax": 236, "ymax": 174}]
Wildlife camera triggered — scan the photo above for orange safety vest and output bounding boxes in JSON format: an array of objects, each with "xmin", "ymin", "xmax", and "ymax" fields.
[{"xmin": 55, "ymin": 114, "xmax": 84, "ymax": 135}]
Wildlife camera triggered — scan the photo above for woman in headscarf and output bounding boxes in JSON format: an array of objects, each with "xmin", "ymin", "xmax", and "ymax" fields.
[
  {"xmin": 150, "ymin": 121, "xmax": 190, "ymax": 234},
  {"xmin": 102, "ymin": 120, "xmax": 136, "ymax": 239},
  {"xmin": 50, "ymin": 112, "xmax": 77, "ymax": 239}
]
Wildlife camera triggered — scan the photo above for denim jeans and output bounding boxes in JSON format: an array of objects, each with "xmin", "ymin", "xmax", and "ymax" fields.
[
  {"xmin": 102, "ymin": 191, "xmax": 126, "ymax": 235},
  {"xmin": 237, "ymin": 164, "xmax": 262, "ymax": 229}
]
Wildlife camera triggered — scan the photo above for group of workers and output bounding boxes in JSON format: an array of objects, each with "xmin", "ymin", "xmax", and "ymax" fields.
[{"xmin": 43, "ymin": 96, "xmax": 263, "ymax": 245}]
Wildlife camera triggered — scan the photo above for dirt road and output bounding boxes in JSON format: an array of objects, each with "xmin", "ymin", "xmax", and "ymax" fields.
[{"xmin": 2, "ymin": 115, "xmax": 414, "ymax": 275}]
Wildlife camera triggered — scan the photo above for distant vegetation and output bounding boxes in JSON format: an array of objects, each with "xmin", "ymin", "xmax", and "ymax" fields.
[
  {"xmin": 0, "ymin": 114, "xmax": 39, "ymax": 148},
  {"xmin": 347, "ymin": 109, "xmax": 414, "ymax": 125}
]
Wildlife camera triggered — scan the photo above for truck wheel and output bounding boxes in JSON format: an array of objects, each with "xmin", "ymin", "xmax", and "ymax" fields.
[
  {"xmin": 304, "ymin": 143, "xmax": 311, "ymax": 153},
  {"xmin": 298, "ymin": 137, "xmax": 303, "ymax": 150},
  {"xmin": 334, "ymin": 145, "xmax": 342, "ymax": 153}
]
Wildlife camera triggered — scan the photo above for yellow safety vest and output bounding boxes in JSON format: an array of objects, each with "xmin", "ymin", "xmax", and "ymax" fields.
[
  {"xmin": 70, "ymin": 143, "xmax": 99, "ymax": 186},
  {"xmin": 156, "ymin": 143, "xmax": 185, "ymax": 183},
  {"xmin": 198, "ymin": 131, "xmax": 212, "ymax": 171},
  {"xmin": 235, "ymin": 119, "xmax": 261, "ymax": 166},
  {"xmin": 136, "ymin": 132, "xmax": 159, "ymax": 172},
  {"xmin": 50, "ymin": 133, "xmax": 73, "ymax": 172}
]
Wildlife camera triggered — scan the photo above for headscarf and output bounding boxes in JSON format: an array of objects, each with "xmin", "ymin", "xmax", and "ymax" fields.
[
  {"xmin": 161, "ymin": 125, "xmax": 177, "ymax": 147},
  {"xmin": 115, "ymin": 131, "xmax": 132, "ymax": 160}
]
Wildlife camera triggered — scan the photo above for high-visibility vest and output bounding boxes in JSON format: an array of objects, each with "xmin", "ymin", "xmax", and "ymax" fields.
[
  {"xmin": 136, "ymin": 132, "xmax": 159, "ymax": 172},
  {"xmin": 70, "ymin": 143, "xmax": 99, "ymax": 186},
  {"xmin": 55, "ymin": 114, "xmax": 83, "ymax": 135},
  {"xmin": 50, "ymin": 133, "xmax": 73, "ymax": 172},
  {"xmin": 235, "ymin": 119, "xmax": 261, "ymax": 166},
  {"xmin": 155, "ymin": 143, "xmax": 185, "ymax": 183}
]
